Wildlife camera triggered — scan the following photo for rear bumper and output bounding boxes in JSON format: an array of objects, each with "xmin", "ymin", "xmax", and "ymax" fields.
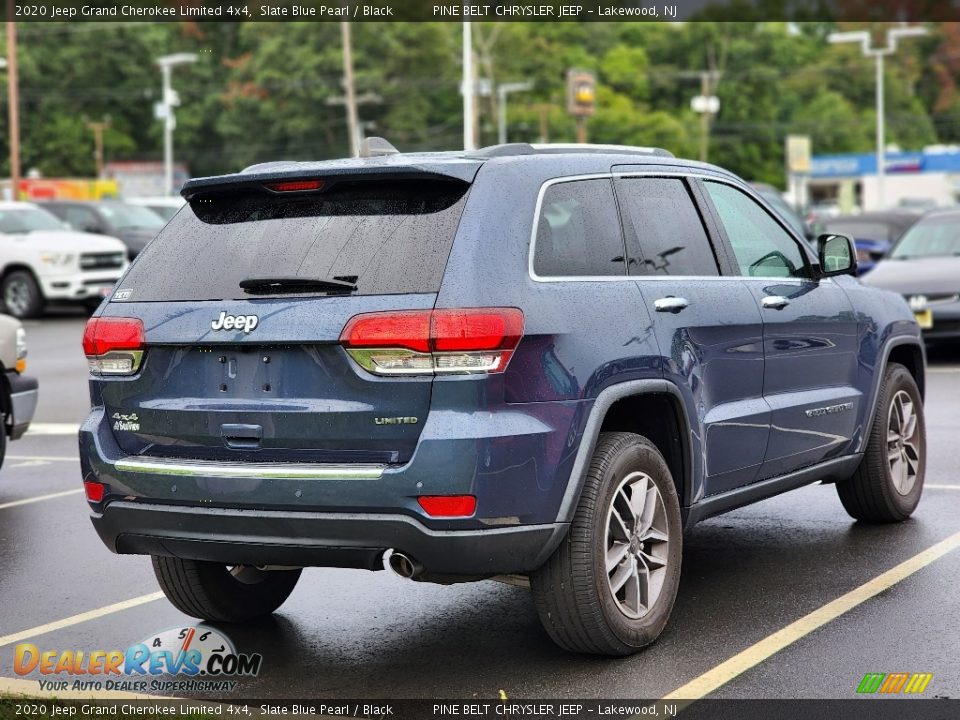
[
  {"xmin": 80, "ymin": 394, "xmax": 586, "ymax": 574},
  {"xmin": 91, "ymin": 501, "xmax": 566, "ymax": 576},
  {"xmin": 7, "ymin": 371, "xmax": 37, "ymax": 440}
]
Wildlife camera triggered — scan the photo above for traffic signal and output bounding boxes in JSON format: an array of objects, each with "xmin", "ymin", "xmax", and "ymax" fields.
[{"xmin": 567, "ymin": 69, "xmax": 596, "ymax": 117}]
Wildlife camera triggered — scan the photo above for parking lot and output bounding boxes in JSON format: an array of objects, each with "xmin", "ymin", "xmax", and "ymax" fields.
[{"xmin": 2, "ymin": 313, "xmax": 960, "ymax": 702}]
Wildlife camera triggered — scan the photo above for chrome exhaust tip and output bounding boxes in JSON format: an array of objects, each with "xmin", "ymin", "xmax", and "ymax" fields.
[{"xmin": 387, "ymin": 550, "xmax": 422, "ymax": 579}]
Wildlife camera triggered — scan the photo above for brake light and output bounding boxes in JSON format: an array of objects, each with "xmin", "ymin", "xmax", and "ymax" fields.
[
  {"xmin": 418, "ymin": 495, "xmax": 477, "ymax": 517},
  {"xmin": 83, "ymin": 317, "xmax": 145, "ymax": 375},
  {"xmin": 340, "ymin": 308, "xmax": 523, "ymax": 375},
  {"xmin": 265, "ymin": 180, "xmax": 325, "ymax": 193}
]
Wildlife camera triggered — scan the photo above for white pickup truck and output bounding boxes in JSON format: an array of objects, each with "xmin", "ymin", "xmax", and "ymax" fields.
[{"xmin": 0, "ymin": 202, "xmax": 129, "ymax": 318}]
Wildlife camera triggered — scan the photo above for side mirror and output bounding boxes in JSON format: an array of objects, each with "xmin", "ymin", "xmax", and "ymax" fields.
[
  {"xmin": 83, "ymin": 224, "xmax": 103, "ymax": 234},
  {"xmin": 816, "ymin": 233, "xmax": 857, "ymax": 277}
]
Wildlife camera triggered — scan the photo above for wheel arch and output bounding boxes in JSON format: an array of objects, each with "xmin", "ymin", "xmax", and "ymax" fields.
[
  {"xmin": 555, "ymin": 380, "xmax": 694, "ymax": 526},
  {"xmin": 856, "ymin": 335, "xmax": 926, "ymax": 455}
]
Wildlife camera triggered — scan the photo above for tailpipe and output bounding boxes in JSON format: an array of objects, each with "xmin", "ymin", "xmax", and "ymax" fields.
[{"xmin": 387, "ymin": 550, "xmax": 423, "ymax": 579}]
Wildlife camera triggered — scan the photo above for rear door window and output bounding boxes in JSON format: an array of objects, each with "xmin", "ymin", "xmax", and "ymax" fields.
[
  {"xmin": 615, "ymin": 177, "xmax": 719, "ymax": 276},
  {"xmin": 533, "ymin": 179, "xmax": 627, "ymax": 277},
  {"xmin": 114, "ymin": 178, "xmax": 470, "ymax": 302}
]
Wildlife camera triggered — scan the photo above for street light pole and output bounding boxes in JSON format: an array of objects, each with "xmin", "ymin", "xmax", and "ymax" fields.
[
  {"xmin": 497, "ymin": 82, "xmax": 532, "ymax": 145},
  {"xmin": 828, "ymin": 26, "xmax": 928, "ymax": 209},
  {"xmin": 156, "ymin": 53, "xmax": 197, "ymax": 197}
]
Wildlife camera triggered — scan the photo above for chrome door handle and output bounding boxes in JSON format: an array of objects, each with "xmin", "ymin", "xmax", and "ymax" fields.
[
  {"xmin": 654, "ymin": 297, "xmax": 690, "ymax": 312},
  {"xmin": 762, "ymin": 295, "xmax": 790, "ymax": 310}
]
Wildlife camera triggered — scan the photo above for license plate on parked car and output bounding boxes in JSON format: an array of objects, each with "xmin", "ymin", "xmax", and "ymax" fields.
[{"xmin": 914, "ymin": 310, "xmax": 933, "ymax": 329}]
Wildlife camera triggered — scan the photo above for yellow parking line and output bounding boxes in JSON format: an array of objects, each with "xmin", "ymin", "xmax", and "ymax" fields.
[
  {"xmin": 0, "ymin": 489, "xmax": 83, "ymax": 511},
  {"xmin": 661, "ymin": 529, "xmax": 960, "ymax": 702},
  {"xmin": 0, "ymin": 593, "xmax": 164, "ymax": 648}
]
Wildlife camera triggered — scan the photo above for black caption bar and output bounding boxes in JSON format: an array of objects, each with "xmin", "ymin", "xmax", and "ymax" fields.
[
  {"xmin": 2, "ymin": 699, "xmax": 959, "ymax": 720},
  {"xmin": 1, "ymin": 0, "xmax": 959, "ymax": 22}
]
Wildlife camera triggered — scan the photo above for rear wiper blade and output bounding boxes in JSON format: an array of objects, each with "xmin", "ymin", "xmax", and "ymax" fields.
[{"xmin": 239, "ymin": 276, "xmax": 358, "ymax": 295}]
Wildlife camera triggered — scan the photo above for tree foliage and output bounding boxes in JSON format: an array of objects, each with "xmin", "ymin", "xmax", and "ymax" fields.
[{"xmin": 0, "ymin": 20, "xmax": 950, "ymax": 188}]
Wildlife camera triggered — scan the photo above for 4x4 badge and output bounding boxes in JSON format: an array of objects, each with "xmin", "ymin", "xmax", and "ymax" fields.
[{"xmin": 211, "ymin": 312, "xmax": 259, "ymax": 334}]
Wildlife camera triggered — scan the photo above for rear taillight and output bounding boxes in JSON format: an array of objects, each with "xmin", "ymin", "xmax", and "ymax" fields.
[
  {"xmin": 82, "ymin": 317, "xmax": 145, "ymax": 376},
  {"xmin": 340, "ymin": 308, "xmax": 523, "ymax": 376}
]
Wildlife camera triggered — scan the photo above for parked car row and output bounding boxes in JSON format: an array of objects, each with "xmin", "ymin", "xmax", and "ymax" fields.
[{"xmin": 0, "ymin": 198, "xmax": 182, "ymax": 318}]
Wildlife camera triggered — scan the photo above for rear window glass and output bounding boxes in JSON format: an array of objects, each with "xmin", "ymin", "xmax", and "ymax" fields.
[
  {"xmin": 114, "ymin": 178, "xmax": 470, "ymax": 302},
  {"xmin": 533, "ymin": 179, "xmax": 626, "ymax": 277}
]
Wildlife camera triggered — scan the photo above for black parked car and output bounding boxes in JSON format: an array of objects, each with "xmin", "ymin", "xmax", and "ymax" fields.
[{"xmin": 41, "ymin": 200, "xmax": 165, "ymax": 259}]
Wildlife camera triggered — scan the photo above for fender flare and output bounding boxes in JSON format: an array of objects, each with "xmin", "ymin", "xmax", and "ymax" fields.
[
  {"xmin": 553, "ymin": 379, "xmax": 693, "ymax": 525},
  {"xmin": 856, "ymin": 334, "xmax": 926, "ymax": 455}
]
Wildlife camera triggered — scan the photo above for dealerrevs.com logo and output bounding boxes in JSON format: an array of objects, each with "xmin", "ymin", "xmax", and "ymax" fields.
[{"xmin": 14, "ymin": 626, "xmax": 262, "ymax": 694}]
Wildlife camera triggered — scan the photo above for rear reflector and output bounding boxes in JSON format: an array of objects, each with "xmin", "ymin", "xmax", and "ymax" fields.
[
  {"xmin": 265, "ymin": 180, "xmax": 325, "ymax": 193},
  {"xmin": 417, "ymin": 495, "xmax": 477, "ymax": 518},
  {"xmin": 340, "ymin": 308, "xmax": 523, "ymax": 375},
  {"xmin": 83, "ymin": 317, "xmax": 145, "ymax": 376},
  {"xmin": 83, "ymin": 481, "xmax": 105, "ymax": 503}
]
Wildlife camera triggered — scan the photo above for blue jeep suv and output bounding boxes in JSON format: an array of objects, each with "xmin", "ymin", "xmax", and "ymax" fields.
[{"xmin": 79, "ymin": 142, "xmax": 926, "ymax": 656}]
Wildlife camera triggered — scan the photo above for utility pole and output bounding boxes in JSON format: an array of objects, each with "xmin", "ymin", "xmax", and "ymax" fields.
[
  {"xmin": 691, "ymin": 71, "xmax": 720, "ymax": 163},
  {"xmin": 828, "ymin": 26, "xmax": 928, "ymax": 209},
  {"xmin": 86, "ymin": 118, "xmax": 111, "ymax": 178},
  {"xmin": 462, "ymin": 21, "xmax": 475, "ymax": 150},
  {"xmin": 535, "ymin": 104, "xmax": 550, "ymax": 144},
  {"xmin": 340, "ymin": 21, "xmax": 360, "ymax": 157},
  {"xmin": 6, "ymin": 2, "xmax": 20, "ymax": 201}
]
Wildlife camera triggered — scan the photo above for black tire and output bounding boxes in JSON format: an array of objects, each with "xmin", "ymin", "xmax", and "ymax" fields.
[
  {"xmin": 530, "ymin": 432, "xmax": 683, "ymax": 656},
  {"xmin": 837, "ymin": 363, "xmax": 925, "ymax": 523},
  {"xmin": 0, "ymin": 420, "xmax": 7, "ymax": 471},
  {"xmin": 2, "ymin": 271, "xmax": 44, "ymax": 319},
  {"xmin": 152, "ymin": 556, "xmax": 301, "ymax": 623}
]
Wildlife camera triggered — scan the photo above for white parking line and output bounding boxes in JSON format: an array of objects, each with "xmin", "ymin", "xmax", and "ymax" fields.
[
  {"xmin": 928, "ymin": 367, "xmax": 960, "ymax": 373},
  {"xmin": 659, "ymin": 529, "xmax": 960, "ymax": 703},
  {"xmin": 0, "ymin": 592, "xmax": 164, "ymax": 648},
  {"xmin": 7, "ymin": 455, "xmax": 78, "ymax": 462},
  {"xmin": 26, "ymin": 423, "xmax": 81, "ymax": 435},
  {"xmin": 927, "ymin": 484, "xmax": 960, "ymax": 490},
  {"xmin": 0, "ymin": 488, "xmax": 83, "ymax": 511}
]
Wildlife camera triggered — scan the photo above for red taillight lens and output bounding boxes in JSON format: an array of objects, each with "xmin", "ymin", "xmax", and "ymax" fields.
[
  {"xmin": 341, "ymin": 311, "xmax": 432, "ymax": 353},
  {"xmin": 340, "ymin": 308, "xmax": 524, "ymax": 375},
  {"xmin": 83, "ymin": 317, "xmax": 145, "ymax": 376},
  {"xmin": 431, "ymin": 309, "xmax": 524, "ymax": 352},
  {"xmin": 84, "ymin": 481, "xmax": 105, "ymax": 503},
  {"xmin": 417, "ymin": 495, "xmax": 476, "ymax": 517},
  {"xmin": 265, "ymin": 180, "xmax": 325, "ymax": 193}
]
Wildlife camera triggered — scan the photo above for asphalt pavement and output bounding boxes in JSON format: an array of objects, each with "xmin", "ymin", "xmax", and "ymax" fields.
[{"xmin": 2, "ymin": 313, "xmax": 959, "ymax": 703}]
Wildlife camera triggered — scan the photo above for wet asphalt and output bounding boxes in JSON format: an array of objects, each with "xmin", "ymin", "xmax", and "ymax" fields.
[{"xmin": 1, "ymin": 315, "xmax": 959, "ymax": 702}]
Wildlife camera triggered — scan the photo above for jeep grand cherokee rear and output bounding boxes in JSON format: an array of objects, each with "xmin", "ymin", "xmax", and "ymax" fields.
[{"xmin": 81, "ymin": 144, "xmax": 925, "ymax": 656}]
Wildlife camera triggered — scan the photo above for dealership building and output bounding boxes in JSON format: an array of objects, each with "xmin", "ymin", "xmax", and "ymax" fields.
[{"xmin": 809, "ymin": 146, "xmax": 960, "ymax": 212}]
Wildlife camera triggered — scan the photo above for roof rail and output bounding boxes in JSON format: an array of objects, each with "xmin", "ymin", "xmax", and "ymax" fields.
[{"xmin": 469, "ymin": 142, "xmax": 675, "ymax": 159}]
